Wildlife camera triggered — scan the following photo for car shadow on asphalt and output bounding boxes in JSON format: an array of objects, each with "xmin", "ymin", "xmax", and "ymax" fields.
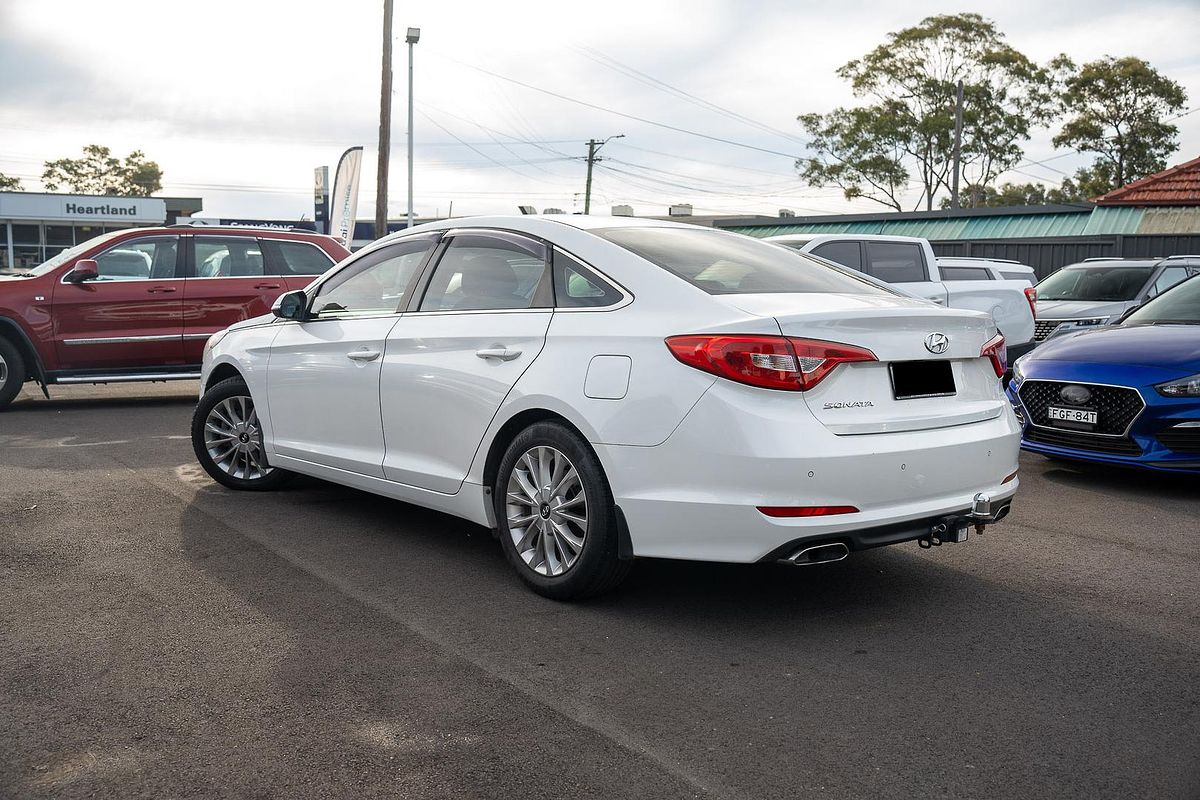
[
  {"xmin": 1037, "ymin": 458, "xmax": 1197, "ymax": 497},
  {"xmin": 7, "ymin": 395, "xmax": 197, "ymax": 413}
]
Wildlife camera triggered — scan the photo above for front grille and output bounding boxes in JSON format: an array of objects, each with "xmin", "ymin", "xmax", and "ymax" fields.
[
  {"xmin": 1033, "ymin": 320, "xmax": 1063, "ymax": 341},
  {"xmin": 1033, "ymin": 318, "xmax": 1105, "ymax": 341},
  {"xmin": 1158, "ymin": 426, "xmax": 1200, "ymax": 454},
  {"xmin": 1018, "ymin": 380, "xmax": 1144, "ymax": 435},
  {"xmin": 1026, "ymin": 427, "xmax": 1143, "ymax": 455}
]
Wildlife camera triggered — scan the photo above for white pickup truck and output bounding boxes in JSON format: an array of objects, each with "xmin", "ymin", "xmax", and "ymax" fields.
[{"xmin": 767, "ymin": 233, "xmax": 1037, "ymax": 360}]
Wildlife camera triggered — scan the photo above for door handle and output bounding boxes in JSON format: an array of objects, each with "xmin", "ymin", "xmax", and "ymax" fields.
[
  {"xmin": 476, "ymin": 348, "xmax": 522, "ymax": 361},
  {"xmin": 346, "ymin": 349, "xmax": 381, "ymax": 362},
  {"xmin": 147, "ymin": 286, "xmax": 177, "ymax": 294},
  {"xmin": 254, "ymin": 283, "xmax": 282, "ymax": 290}
]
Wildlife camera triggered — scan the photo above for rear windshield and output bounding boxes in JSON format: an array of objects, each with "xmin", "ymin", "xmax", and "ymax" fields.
[
  {"xmin": 596, "ymin": 227, "xmax": 891, "ymax": 295},
  {"xmin": 1037, "ymin": 265, "xmax": 1154, "ymax": 301},
  {"xmin": 1123, "ymin": 274, "xmax": 1200, "ymax": 324}
]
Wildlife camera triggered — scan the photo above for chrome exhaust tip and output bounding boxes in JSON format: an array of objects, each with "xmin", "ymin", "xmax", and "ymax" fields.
[{"xmin": 785, "ymin": 542, "xmax": 850, "ymax": 566}]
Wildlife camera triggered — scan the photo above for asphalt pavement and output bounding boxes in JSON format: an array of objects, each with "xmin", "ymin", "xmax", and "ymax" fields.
[{"xmin": 1, "ymin": 383, "xmax": 1197, "ymax": 799}]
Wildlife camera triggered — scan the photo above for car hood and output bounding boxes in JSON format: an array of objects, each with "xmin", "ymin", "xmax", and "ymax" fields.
[
  {"xmin": 1035, "ymin": 299, "xmax": 1131, "ymax": 320},
  {"xmin": 1030, "ymin": 324, "xmax": 1200, "ymax": 370}
]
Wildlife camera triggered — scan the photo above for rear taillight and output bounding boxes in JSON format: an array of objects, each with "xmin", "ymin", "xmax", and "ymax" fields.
[
  {"xmin": 1023, "ymin": 287, "xmax": 1037, "ymax": 319},
  {"xmin": 665, "ymin": 335, "xmax": 876, "ymax": 391},
  {"xmin": 981, "ymin": 333, "xmax": 1007, "ymax": 378}
]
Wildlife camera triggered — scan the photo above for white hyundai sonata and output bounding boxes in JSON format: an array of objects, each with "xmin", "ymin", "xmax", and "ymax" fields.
[{"xmin": 192, "ymin": 215, "xmax": 1020, "ymax": 598}]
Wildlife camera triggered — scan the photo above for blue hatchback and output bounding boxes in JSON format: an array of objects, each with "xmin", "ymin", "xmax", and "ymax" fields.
[{"xmin": 1007, "ymin": 274, "xmax": 1200, "ymax": 472}]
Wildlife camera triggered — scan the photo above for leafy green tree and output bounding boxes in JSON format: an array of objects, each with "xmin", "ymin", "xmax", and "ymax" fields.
[
  {"xmin": 0, "ymin": 173, "xmax": 22, "ymax": 191},
  {"xmin": 941, "ymin": 179, "xmax": 1087, "ymax": 208},
  {"xmin": 1054, "ymin": 56, "xmax": 1187, "ymax": 197},
  {"xmin": 42, "ymin": 145, "xmax": 162, "ymax": 196},
  {"xmin": 798, "ymin": 13, "xmax": 1056, "ymax": 211}
]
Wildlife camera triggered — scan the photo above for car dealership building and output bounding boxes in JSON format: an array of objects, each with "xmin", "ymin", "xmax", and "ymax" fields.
[{"xmin": 0, "ymin": 192, "xmax": 201, "ymax": 271}]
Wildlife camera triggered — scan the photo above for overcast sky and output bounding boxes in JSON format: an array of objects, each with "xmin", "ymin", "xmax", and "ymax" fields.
[{"xmin": 1, "ymin": 0, "xmax": 1197, "ymax": 221}]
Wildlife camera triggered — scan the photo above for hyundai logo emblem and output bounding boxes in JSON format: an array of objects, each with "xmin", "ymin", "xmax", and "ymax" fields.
[
  {"xmin": 1060, "ymin": 384, "xmax": 1092, "ymax": 405},
  {"xmin": 924, "ymin": 332, "xmax": 949, "ymax": 354}
]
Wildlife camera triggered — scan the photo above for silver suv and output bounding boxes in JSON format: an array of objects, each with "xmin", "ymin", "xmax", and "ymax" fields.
[{"xmin": 1034, "ymin": 255, "xmax": 1200, "ymax": 342}]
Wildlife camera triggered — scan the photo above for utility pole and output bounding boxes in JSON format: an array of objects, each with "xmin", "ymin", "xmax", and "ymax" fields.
[
  {"xmin": 375, "ymin": 0, "xmax": 393, "ymax": 240},
  {"xmin": 582, "ymin": 134, "xmax": 624, "ymax": 215},
  {"xmin": 950, "ymin": 79, "xmax": 964, "ymax": 210}
]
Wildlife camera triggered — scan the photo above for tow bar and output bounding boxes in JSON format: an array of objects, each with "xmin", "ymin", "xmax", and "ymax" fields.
[{"xmin": 918, "ymin": 493, "xmax": 1011, "ymax": 549}]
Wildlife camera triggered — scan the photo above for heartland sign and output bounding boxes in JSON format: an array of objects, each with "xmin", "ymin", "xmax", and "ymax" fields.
[{"xmin": 0, "ymin": 193, "xmax": 166, "ymax": 223}]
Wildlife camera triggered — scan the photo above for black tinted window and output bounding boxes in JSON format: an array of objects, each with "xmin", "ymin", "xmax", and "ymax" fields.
[
  {"xmin": 1037, "ymin": 266, "xmax": 1155, "ymax": 301},
  {"xmin": 597, "ymin": 227, "xmax": 889, "ymax": 295},
  {"xmin": 865, "ymin": 242, "xmax": 926, "ymax": 283},
  {"xmin": 553, "ymin": 249, "xmax": 622, "ymax": 308},
  {"xmin": 420, "ymin": 233, "xmax": 547, "ymax": 311},
  {"xmin": 265, "ymin": 240, "xmax": 335, "ymax": 276},
  {"xmin": 811, "ymin": 241, "xmax": 862, "ymax": 270},
  {"xmin": 1124, "ymin": 274, "xmax": 1200, "ymax": 324},
  {"xmin": 940, "ymin": 266, "xmax": 990, "ymax": 281}
]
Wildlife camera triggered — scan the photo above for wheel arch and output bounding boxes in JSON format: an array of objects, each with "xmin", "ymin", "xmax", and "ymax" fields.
[
  {"xmin": 481, "ymin": 408, "xmax": 592, "ymax": 493},
  {"xmin": 204, "ymin": 362, "xmax": 244, "ymax": 392},
  {"xmin": 0, "ymin": 316, "xmax": 47, "ymax": 386}
]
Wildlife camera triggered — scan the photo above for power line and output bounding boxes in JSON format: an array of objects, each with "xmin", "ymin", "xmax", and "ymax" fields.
[
  {"xmin": 573, "ymin": 45, "xmax": 807, "ymax": 147},
  {"xmin": 429, "ymin": 50, "xmax": 803, "ymax": 160}
]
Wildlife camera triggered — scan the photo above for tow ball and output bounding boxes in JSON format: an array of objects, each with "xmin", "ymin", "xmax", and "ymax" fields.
[{"xmin": 918, "ymin": 493, "xmax": 1008, "ymax": 549}]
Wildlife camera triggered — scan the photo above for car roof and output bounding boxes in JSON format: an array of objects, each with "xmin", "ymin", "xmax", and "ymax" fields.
[
  {"xmin": 1061, "ymin": 260, "xmax": 1158, "ymax": 269},
  {"xmin": 765, "ymin": 233, "xmax": 927, "ymax": 244}
]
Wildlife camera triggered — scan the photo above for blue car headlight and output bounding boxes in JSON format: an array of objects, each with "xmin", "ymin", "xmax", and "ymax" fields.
[
  {"xmin": 1012, "ymin": 355, "xmax": 1029, "ymax": 382},
  {"xmin": 1156, "ymin": 373, "xmax": 1200, "ymax": 398}
]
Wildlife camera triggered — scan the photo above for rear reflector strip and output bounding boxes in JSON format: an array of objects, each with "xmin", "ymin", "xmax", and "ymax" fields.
[
  {"xmin": 757, "ymin": 505, "xmax": 859, "ymax": 518},
  {"xmin": 1002, "ymin": 470, "xmax": 1018, "ymax": 484}
]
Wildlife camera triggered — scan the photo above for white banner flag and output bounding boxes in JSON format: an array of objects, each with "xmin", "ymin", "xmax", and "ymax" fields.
[{"xmin": 328, "ymin": 146, "xmax": 363, "ymax": 248}]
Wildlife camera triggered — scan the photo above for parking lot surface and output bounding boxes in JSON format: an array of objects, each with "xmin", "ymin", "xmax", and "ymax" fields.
[{"xmin": 2, "ymin": 383, "xmax": 1198, "ymax": 799}]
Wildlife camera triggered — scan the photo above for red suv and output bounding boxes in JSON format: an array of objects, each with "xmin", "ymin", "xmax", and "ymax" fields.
[{"xmin": 0, "ymin": 226, "xmax": 350, "ymax": 409}]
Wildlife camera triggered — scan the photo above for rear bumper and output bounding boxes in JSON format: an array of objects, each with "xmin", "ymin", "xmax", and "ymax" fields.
[{"xmin": 597, "ymin": 381, "xmax": 1022, "ymax": 563}]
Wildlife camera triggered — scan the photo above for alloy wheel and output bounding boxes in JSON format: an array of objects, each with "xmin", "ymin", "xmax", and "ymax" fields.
[
  {"xmin": 203, "ymin": 395, "xmax": 273, "ymax": 481},
  {"xmin": 0, "ymin": 353, "xmax": 7, "ymax": 387},
  {"xmin": 505, "ymin": 445, "xmax": 588, "ymax": 577}
]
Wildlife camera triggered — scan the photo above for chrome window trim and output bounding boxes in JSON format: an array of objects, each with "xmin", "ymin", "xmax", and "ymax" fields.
[
  {"xmin": 59, "ymin": 275, "xmax": 186, "ymax": 286},
  {"xmin": 1017, "ymin": 378, "xmax": 1147, "ymax": 439},
  {"xmin": 64, "ymin": 334, "xmax": 181, "ymax": 346}
]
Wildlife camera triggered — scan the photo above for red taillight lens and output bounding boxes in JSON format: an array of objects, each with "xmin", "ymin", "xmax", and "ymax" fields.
[
  {"xmin": 981, "ymin": 333, "xmax": 1007, "ymax": 378},
  {"xmin": 1023, "ymin": 287, "xmax": 1037, "ymax": 319},
  {"xmin": 665, "ymin": 335, "xmax": 876, "ymax": 391},
  {"xmin": 757, "ymin": 505, "xmax": 859, "ymax": 518}
]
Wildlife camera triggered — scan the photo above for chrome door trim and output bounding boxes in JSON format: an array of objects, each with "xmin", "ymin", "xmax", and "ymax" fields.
[
  {"xmin": 63, "ymin": 334, "xmax": 182, "ymax": 346},
  {"xmin": 54, "ymin": 371, "xmax": 201, "ymax": 384}
]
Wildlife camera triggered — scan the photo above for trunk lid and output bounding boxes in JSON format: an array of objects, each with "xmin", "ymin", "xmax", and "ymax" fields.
[{"xmin": 721, "ymin": 292, "xmax": 1006, "ymax": 434}]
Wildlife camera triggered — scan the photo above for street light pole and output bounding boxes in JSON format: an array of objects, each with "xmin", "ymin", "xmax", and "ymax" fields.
[
  {"xmin": 406, "ymin": 27, "xmax": 420, "ymax": 229},
  {"xmin": 951, "ymin": 79, "xmax": 964, "ymax": 210}
]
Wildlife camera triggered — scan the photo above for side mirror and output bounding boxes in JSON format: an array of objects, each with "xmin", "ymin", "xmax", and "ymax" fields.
[
  {"xmin": 272, "ymin": 290, "xmax": 308, "ymax": 321},
  {"xmin": 67, "ymin": 259, "xmax": 99, "ymax": 283}
]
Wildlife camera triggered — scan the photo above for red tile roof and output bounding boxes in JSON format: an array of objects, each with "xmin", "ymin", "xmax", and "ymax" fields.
[{"xmin": 1093, "ymin": 156, "xmax": 1200, "ymax": 206}]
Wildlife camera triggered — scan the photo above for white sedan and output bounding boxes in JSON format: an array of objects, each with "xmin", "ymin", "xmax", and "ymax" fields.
[{"xmin": 192, "ymin": 216, "xmax": 1020, "ymax": 599}]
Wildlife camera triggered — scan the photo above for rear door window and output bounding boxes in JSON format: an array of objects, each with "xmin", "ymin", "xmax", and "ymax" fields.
[
  {"xmin": 864, "ymin": 242, "xmax": 927, "ymax": 283},
  {"xmin": 810, "ymin": 241, "xmax": 863, "ymax": 271},
  {"xmin": 418, "ymin": 232, "xmax": 548, "ymax": 311},
  {"xmin": 940, "ymin": 266, "xmax": 991, "ymax": 281},
  {"xmin": 193, "ymin": 237, "xmax": 265, "ymax": 278}
]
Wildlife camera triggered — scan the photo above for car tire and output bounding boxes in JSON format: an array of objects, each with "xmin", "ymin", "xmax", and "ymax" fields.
[
  {"xmin": 494, "ymin": 421, "xmax": 631, "ymax": 600},
  {"xmin": 0, "ymin": 336, "xmax": 27, "ymax": 410},
  {"xmin": 191, "ymin": 376, "xmax": 291, "ymax": 491}
]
